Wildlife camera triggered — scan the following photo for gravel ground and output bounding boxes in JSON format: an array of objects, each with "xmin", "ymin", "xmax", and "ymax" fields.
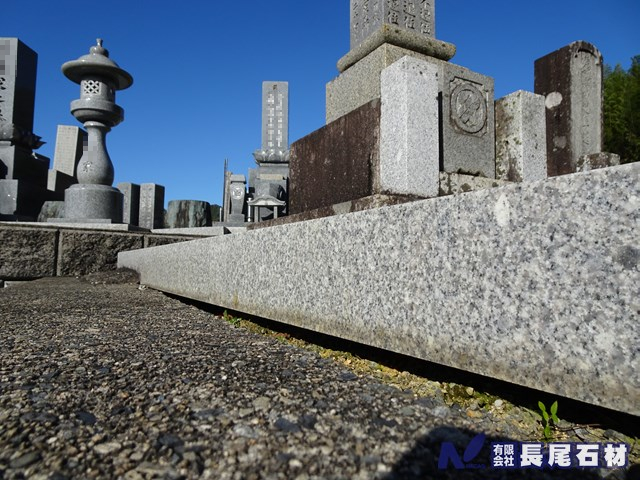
[{"xmin": 0, "ymin": 272, "xmax": 637, "ymax": 480}]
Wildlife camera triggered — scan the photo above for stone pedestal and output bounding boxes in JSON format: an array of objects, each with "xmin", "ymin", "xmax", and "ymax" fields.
[
  {"xmin": 291, "ymin": 57, "xmax": 440, "ymax": 214},
  {"xmin": 63, "ymin": 184, "xmax": 123, "ymax": 223}
]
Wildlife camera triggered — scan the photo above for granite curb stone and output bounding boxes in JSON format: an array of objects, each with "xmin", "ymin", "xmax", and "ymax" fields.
[{"xmin": 120, "ymin": 164, "xmax": 640, "ymax": 415}]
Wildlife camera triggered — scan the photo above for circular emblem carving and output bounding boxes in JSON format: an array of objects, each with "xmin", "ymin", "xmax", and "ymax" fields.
[
  {"xmin": 451, "ymin": 83, "xmax": 487, "ymax": 134},
  {"xmin": 230, "ymin": 185, "xmax": 245, "ymax": 200}
]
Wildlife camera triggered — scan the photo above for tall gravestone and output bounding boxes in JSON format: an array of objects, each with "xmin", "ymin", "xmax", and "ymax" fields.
[
  {"xmin": 47, "ymin": 125, "xmax": 86, "ymax": 198},
  {"xmin": 248, "ymin": 81, "xmax": 290, "ymax": 222},
  {"xmin": 0, "ymin": 38, "xmax": 50, "ymax": 220},
  {"xmin": 534, "ymin": 41, "xmax": 603, "ymax": 177}
]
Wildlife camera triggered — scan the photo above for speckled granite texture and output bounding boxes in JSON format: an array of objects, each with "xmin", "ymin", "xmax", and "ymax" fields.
[{"xmin": 119, "ymin": 164, "xmax": 640, "ymax": 416}]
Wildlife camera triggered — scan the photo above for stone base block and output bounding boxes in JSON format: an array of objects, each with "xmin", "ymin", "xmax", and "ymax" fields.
[
  {"xmin": 0, "ymin": 144, "xmax": 49, "ymax": 184},
  {"xmin": 337, "ymin": 24, "xmax": 456, "ymax": 73},
  {"xmin": 0, "ymin": 178, "xmax": 50, "ymax": 220},
  {"xmin": 119, "ymin": 163, "xmax": 640, "ymax": 416},
  {"xmin": 327, "ymin": 47, "xmax": 495, "ymax": 179},
  {"xmin": 293, "ymin": 57, "xmax": 441, "ymax": 214},
  {"xmin": 64, "ymin": 184, "xmax": 123, "ymax": 223},
  {"xmin": 327, "ymin": 43, "xmax": 444, "ymax": 124}
]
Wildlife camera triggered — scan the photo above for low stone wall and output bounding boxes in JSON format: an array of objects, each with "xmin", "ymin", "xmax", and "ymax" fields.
[
  {"xmin": 119, "ymin": 164, "xmax": 639, "ymax": 416},
  {"xmin": 0, "ymin": 224, "xmax": 202, "ymax": 279}
]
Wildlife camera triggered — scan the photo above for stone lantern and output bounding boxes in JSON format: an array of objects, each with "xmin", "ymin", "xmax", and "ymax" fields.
[{"xmin": 61, "ymin": 39, "xmax": 133, "ymax": 222}]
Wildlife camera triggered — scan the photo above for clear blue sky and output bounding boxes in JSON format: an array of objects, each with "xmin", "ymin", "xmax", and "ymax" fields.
[{"xmin": 5, "ymin": 0, "xmax": 639, "ymax": 208}]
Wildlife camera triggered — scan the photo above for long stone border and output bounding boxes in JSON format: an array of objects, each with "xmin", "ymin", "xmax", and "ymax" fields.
[{"xmin": 119, "ymin": 164, "xmax": 639, "ymax": 416}]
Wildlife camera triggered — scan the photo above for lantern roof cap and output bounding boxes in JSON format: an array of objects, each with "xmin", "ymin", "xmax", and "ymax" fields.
[{"xmin": 62, "ymin": 39, "xmax": 133, "ymax": 90}]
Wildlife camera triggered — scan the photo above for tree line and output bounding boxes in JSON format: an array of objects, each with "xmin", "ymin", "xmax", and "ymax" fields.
[{"xmin": 604, "ymin": 55, "xmax": 639, "ymax": 164}]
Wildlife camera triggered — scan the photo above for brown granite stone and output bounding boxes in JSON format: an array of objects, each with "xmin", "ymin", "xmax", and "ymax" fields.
[
  {"xmin": 289, "ymin": 99, "xmax": 381, "ymax": 214},
  {"xmin": 534, "ymin": 41, "xmax": 603, "ymax": 177}
]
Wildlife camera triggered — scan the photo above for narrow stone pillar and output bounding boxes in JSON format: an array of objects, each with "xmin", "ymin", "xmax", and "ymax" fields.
[{"xmin": 495, "ymin": 91, "xmax": 547, "ymax": 182}]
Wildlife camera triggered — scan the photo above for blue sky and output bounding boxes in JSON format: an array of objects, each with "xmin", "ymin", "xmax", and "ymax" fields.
[{"xmin": 4, "ymin": 0, "xmax": 639, "ymax": 208}]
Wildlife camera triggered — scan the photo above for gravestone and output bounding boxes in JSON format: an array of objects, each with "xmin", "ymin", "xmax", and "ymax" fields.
[
  {"xmin": 495, "ymin": 91, "xmax": 547, "ymax": 182},
  {"xmin": 291, "ymin": 0, "xmax": 497, "ymax": 215},
  {"xmin": 0, "ymin": 38, "xmax": 50, "ymax": 220},
  {"xmin": 227, "ymin": 175, "xmax": 246, "ymax": 223},
  {"xmin": 249, "ymin": 81, "xmax": 290, "ymax": 222},
  {"xmin": 534, "ymin": 41, "xmax": 603, "ymax": 177},
  {"xmin": 117, "ymin": 182, "xmax": 140, "ymax": 226},
  {"xmin": 166, "ymin": 200, "xmax": 212, "ymax": 228},
  {"xmin": 139, "ymin": 183, "xmax": 165, "ymax": 229},
  {"xmin": 253, "ymin": 82, "xmax": 289, "ymax": 163},
  {"xmin": 47, "ymin": 125, "xmax": 86, "ymax": 198}
]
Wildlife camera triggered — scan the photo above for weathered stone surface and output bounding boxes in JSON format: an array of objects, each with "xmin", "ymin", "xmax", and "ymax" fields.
[
  {"xmin": 166, "ymin": 200, "xmax": 212, "ymax": 228},
  {"xmin": 327, "ymin": 43, "xmax": 445, "ymax": 124},
  {"xmin": 338, "ymin": 24, "xmax": 456, "ymax": 73},
  {"xmin": 0, "ymin": 225, "xmax": 57, "ymax": 278},
  {"xmin": 290, "ymin": 100, "xmax": 381, "ymax": 214},
  {"xmin": 350, "ymin": 0, "xmax": 436, "ymax": 49},
  {"xmin": 438, "ymin": 173, "xmax": 510, "ymax": 196},
  {"xmin": 58, "ymin": 231, "xmax": 142, "ymax": 276},
  {"xmin": 120, "ymin": 163, "xmax": 640, "ymax": 415},
  {"xmin": 139, "ymin": 184, "xmax": 165, "ymax": 229},
  {"xmin": 37, "ymin": 200, "xmax": 65, "ymax": 222},
  {"xmin": 577, "ymin": 152, "xmax": 621, "ymax": 172},
  {"xmin": 328, "ymin": 48, "xmax": 495, "ymax": 179},
  {"xmin": 495, "ymin": 90, "xmax": 547, "ymax": 182},
  {"xmin": 441, "ymin": 63, "xmax": 495, "ymax": 178},
  {"xmin": 380, "ymin": 57, "xmax": 439, "ymax": 197},
  {"xmin": 534, "ymin": 41, "xmax": 603, "ymax": 177}
]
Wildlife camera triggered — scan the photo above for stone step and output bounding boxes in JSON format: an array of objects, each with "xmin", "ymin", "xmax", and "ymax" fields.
[{"xmin": 118, "ymin": 163, "xmax": 639, "ymax": 416}]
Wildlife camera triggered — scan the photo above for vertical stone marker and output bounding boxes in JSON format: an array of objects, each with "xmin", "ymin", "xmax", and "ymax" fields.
[
  {"xmin": 534, "ymin": 41, "xmax": 603, "ymax": 176},
  {"xmin": 0, "ymin": 38, "xmax": 50, "ymax": 220},
  {"xmin": 249, "ymin": 81, "xmax": 290, "ymax": 222},
  {"xmin": 117, "ymin": 182, "xmax": 140, "ymax": 226},
  {"xmin": 495, "ymin": 91, "xmax": 547, "ymax": 182},
  {"xmin": 351, "ymin": 0, "xmax": 435, "ymax": 49},
  {"xmin": 259, "ymin": 82, "xmax": 288, "ymax": 160},
  {"xmin": 47, "ymin": 125, "xmax": 86, "ymax": 197},
  {"xmin": 139, "ymin": 183, "xmax": 165, "ymax": 229}
]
